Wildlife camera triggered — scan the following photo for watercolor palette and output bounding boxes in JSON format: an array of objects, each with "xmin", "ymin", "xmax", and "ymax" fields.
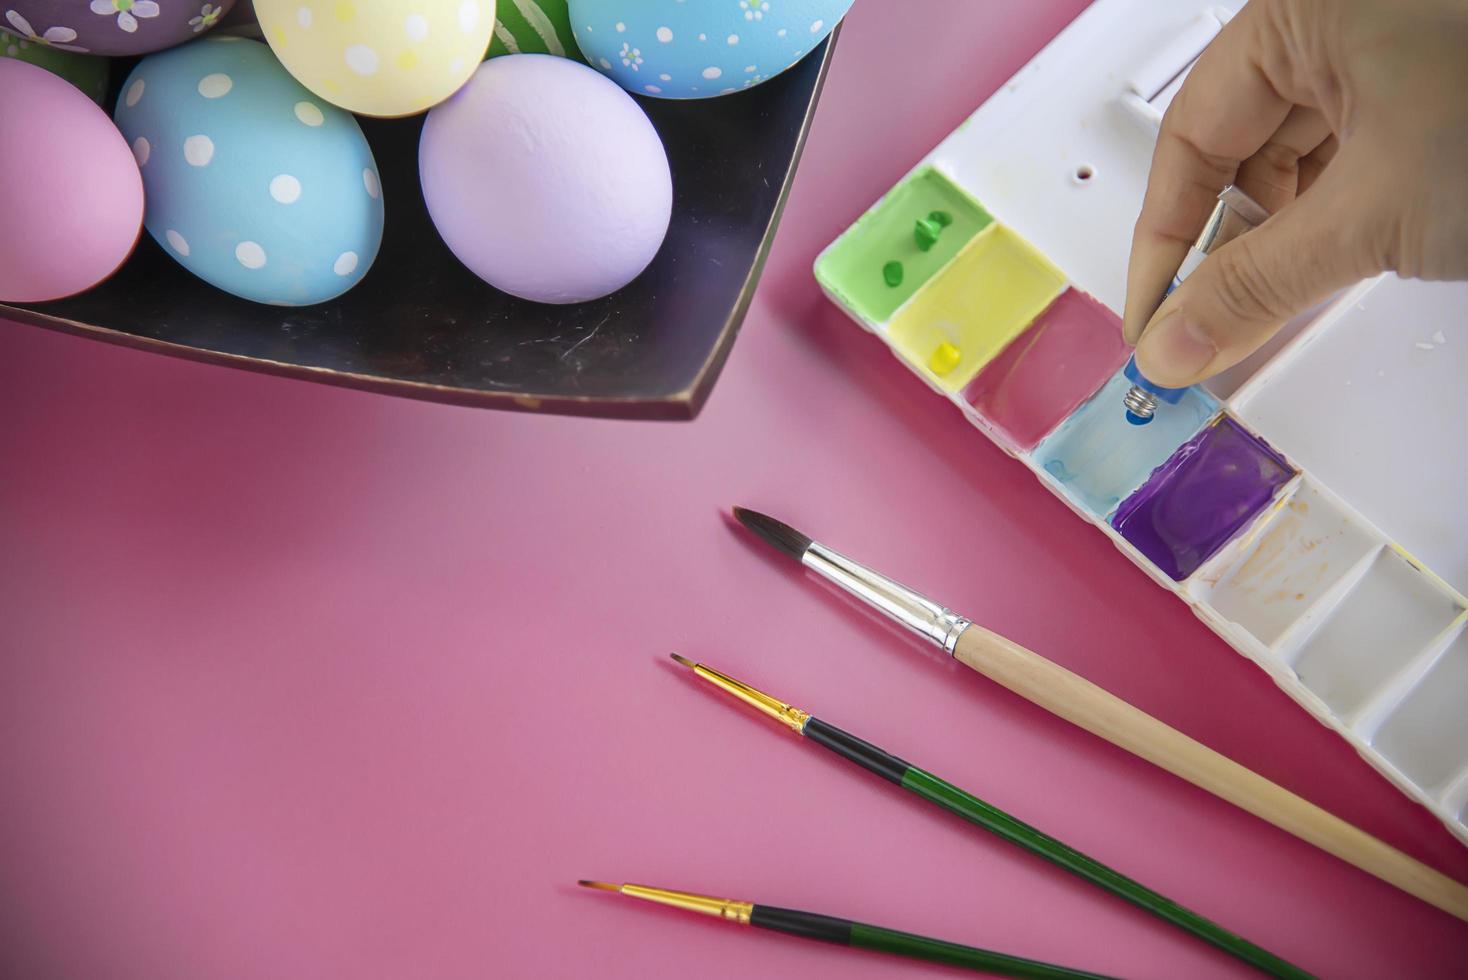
[{"xmin": 815, "ymin": 0, "xmax": 1468, "ymax": 841}]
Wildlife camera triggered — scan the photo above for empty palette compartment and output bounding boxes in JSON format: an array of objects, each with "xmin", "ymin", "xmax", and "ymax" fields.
[
  {"xmin": 1369, "ymin": 619, "xmax": 1468, "ymax": 795},
  {"xmin": 1189, "ymin": 479, "xmax": 1383, "ymax": 650},
  {"xmin": 814, "ymin": 166, "xmax": 994, "ymax": 326},
  {"xmin": 1284, "ymin": 549, "xmax": 1466, "ymax": 720},
  {"xmin": 960, "ymin": 288, "xmax": 1131, "ymax": 452}
]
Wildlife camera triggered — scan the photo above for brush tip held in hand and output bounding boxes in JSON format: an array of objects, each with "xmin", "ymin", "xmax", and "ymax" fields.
[
  {"xmin": 731, "ymin": 507, "xmax": 812, "ymax": 561},
  {"xmin": 578, "ymin": 880, "xmax": 620, "ymax": 891}
]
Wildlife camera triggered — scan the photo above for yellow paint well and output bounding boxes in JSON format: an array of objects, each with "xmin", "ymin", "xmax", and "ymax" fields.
[{"xmin": 886, "ymin": 224, "xmax": 1066, "ymax": 392}]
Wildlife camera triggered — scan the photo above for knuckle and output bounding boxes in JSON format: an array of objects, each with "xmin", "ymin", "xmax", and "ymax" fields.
[
  {"xmin": 1253, "ymin": 140, "xmax": 1300, "ymax": 182},
  {"xmin": 1211, "ymin": 244, "xmax": 1290, "ymax": 323}
]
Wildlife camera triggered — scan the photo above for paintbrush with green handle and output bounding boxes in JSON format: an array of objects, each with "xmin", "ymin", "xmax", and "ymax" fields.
[
  {"xmin": 670, "ymin": 654, "xmax": 1313, "ymax": 979},
  {"xmin": 579, "ymin": 878, "xmax": 1117, "ymax": 979},
  {"xmin": 730, "ymin": 507, "xmax": 1468, "ymax": 925}
]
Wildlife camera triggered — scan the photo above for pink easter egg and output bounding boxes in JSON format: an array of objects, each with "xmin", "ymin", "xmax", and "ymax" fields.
[{"xmin": 0, "ymin": 58, "xmax": 143, "ymax": 303}]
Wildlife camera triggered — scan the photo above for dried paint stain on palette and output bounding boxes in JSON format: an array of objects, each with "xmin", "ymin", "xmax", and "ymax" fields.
[
  {"xmin": 1191, "ymin": 480, "xmax": 1381, "ymax": 648},
  {"xmin": 1112, "ymin": 417, "xmax": 1295, "ymax": 581},
  {"xmin": 885, "ymin": 224, "xmax": 1065, "ymax": 392},
  {"xmin": 815, "ymin": 167, "xmax": 993, "ymax": 323}
]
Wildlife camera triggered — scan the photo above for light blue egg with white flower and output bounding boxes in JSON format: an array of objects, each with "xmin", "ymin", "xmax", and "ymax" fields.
[
  {"xmin": 568, "ymin": 0, "xmax": 851, "ymax": 99},
  {"xmin": 113, "ymin": 36, "xmax": 383, "ymax": 306}
]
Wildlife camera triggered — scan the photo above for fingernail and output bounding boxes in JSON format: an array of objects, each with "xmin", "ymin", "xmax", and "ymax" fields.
[{"xmin": 1136, "ymin": 311, "xmax": 1216, "ymax": 384}]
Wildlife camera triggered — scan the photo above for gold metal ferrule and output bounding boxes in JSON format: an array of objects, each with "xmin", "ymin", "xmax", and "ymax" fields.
[
  {"xmin": 682, "ymin": 658, "xmax": 811, "ymax": 733},
  {"xmin": 618, "ymin": 883, "xmax": 754, "ymax": 924}
]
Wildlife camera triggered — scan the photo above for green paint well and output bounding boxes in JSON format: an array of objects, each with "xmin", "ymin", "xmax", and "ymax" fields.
[
  {"xmin": 882, "ymin": 261, "xmax": 904, "ymax": 288},
  {"xmin": 815, "ymin": 167, "xmax": 993, "ymax": 324}
]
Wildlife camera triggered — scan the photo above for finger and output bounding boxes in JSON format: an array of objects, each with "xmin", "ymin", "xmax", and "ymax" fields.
[
  {"xmin": 1296, "ymin": 134, "xmax": 1339, "ymax": 195},
  {"xmin": 1231, "ymin": 105, "xmax": 1334, "ymax": 213},
  {"xmin": 1123, "ymin": 0, "xmax": 1317, "ymax": 344},
  {"xmin": 1134, "ymin": 150, "xmax": 1387, "ymax": 387}
]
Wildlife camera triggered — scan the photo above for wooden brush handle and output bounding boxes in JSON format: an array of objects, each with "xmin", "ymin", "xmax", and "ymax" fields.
[{"xmin": 954, "ymin": 623, "xmax": 1468, "ymax": 923}]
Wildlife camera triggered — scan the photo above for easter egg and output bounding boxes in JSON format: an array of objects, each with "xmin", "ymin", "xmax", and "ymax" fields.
[
  {"xmin": 1, "ymin": 25, "xmax": 109, "ymax": 102},
  {"xmin": 3, "ymin": 1, "xmax": 237, "ymax": 57},
  {"xmin": 113, "ymin": 37, "xmax": 383, "ymax": 306},
  {"xmin": 0, "ymin": 59, "xmax": 142, "ymax": 302},
  {"xmin": 485, "ymin": 0, "xmax": 579, "ymax": 60},
  {"xmin": 568, "ymin": 0, "xmax": 851, "ymax": 98},
  {"xmin": 255, "ymin": 0, "xmax": 496, "ymax": 117},
  {"xmin": 419, "ymin": 54, "xmax": 670, "ymax": 304}
]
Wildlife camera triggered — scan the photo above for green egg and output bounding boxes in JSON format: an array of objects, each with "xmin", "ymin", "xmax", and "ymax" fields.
[
  {"xmin": 1, "ymin": 28, "xmax": 109, "ymax": 105},
  {"xmin": 486, "ymin": 0, "xmax": 584, "ymax": 62}
]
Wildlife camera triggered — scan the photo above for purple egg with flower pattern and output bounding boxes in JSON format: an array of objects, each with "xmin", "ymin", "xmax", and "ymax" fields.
[{"xmin": 3, "ymin": 0, "xmax": 236, "ymax": 57}]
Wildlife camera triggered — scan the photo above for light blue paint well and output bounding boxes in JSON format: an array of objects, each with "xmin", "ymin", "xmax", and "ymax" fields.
[{"xmin": 1031, "ymin": 368, "xmax": 1219, "ymax": 518}]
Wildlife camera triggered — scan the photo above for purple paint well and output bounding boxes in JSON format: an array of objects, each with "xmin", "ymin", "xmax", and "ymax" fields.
[
  {"xmin": 1111, "ymin": 417, "xmax": 1295, "ymax": 581},
  {"xmin": 961, "ymin": 288, "xmax": 1130, "ymax": 450}
]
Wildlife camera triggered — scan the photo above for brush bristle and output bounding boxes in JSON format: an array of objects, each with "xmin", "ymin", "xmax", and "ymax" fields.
[
  {"xmin": 732, "ymin": 507, "xmax": 812, "ymax": 561},
  {"xmin": 578, "ymin": 880, "xmax": 620, "ymax": 891},
  {"xmin": 669, "ymin": 653, "xmax": 696, "ymax": 668}
]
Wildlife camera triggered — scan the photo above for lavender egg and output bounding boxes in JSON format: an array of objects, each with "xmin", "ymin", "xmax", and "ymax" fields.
[
  {"xmin": 4, "ymin": 0, "xmax": 237, "ymax": 57},
  {"xmin": 419, "ymin": 54, "xmax": 672, "ymax": 305}
]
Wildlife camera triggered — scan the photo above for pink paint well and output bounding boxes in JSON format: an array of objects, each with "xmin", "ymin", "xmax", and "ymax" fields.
[{"xmin": 961, "ymin": 288, "xmax": 1131, "ymax": 450}]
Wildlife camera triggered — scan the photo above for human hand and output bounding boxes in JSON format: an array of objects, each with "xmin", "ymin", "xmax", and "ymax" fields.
[{"xmin": 1123, "ymin": 0, "xmax": 1468, "ymax": 387}]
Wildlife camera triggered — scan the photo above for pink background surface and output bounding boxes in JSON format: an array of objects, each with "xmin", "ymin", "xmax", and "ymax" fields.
[{"xmin": 3, "ymin": 3, "xmax": 1466, "ymax": 977}]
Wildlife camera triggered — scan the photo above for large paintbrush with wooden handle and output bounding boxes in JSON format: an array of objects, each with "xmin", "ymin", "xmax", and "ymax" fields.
[{"xmin": 731, "ymin": 507, "xmax": 1468, "ymax": 923}]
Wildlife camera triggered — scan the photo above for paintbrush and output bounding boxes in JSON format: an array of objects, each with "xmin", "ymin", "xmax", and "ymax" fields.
[
  {"xmin": 578, "ymin": 878, "xmax": 1118, "ymax": 979},
  {"xmin": 731, "ymin": 507, "xmax": 1468, "ymax": 924},
  {"xmin": 669, "ymin": 654, "xmax": 1312, "ymax": 979}
]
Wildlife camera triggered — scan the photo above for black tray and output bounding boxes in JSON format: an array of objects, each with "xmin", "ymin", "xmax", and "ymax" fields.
[{"xmin": 3, "ymin": 37, "xmax": 835, "ymax": 420}]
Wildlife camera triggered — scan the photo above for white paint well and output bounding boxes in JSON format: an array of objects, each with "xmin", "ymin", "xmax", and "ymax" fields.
[
  {"xmin": 1374, "ymin": 623, "xmax": 1468, "ymax": 792},
  {"xmin": 1287, "ymin": 549, "xmax": 1463, "ymax": 717}
]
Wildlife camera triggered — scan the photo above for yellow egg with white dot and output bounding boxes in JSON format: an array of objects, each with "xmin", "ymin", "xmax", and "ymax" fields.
[{"xmin": 256, "ymin": 0, "xmax": 496, "ymax": 117}]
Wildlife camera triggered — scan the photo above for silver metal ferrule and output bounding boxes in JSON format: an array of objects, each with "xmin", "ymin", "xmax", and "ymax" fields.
[
  {"xmin": 802, "ymin": 541, "xmax": 970, "ymax": 655},
  {"xmin": 1195, "ymin": 184, "xmax": 1269, "ymax": 255}
]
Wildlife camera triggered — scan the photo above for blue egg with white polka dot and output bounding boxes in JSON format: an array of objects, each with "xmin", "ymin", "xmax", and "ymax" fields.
[
  {"xmin": 113, "ymin": 36, "xmax": 383, "ymax": 306},
  {"xmin": 568, "ymin": 0, "xmax": 852, "ymax": 99}
]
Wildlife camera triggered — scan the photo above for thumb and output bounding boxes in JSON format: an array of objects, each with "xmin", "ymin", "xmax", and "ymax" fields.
[{"xmin": 1134, "ymin": 162, "xmax": 1386, "ymax": 387}]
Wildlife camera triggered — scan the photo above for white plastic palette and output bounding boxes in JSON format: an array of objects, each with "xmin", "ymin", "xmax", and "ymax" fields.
[{"xmin": 815, "ymin": 0, "xmax": 1468, "ymax": 840}]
